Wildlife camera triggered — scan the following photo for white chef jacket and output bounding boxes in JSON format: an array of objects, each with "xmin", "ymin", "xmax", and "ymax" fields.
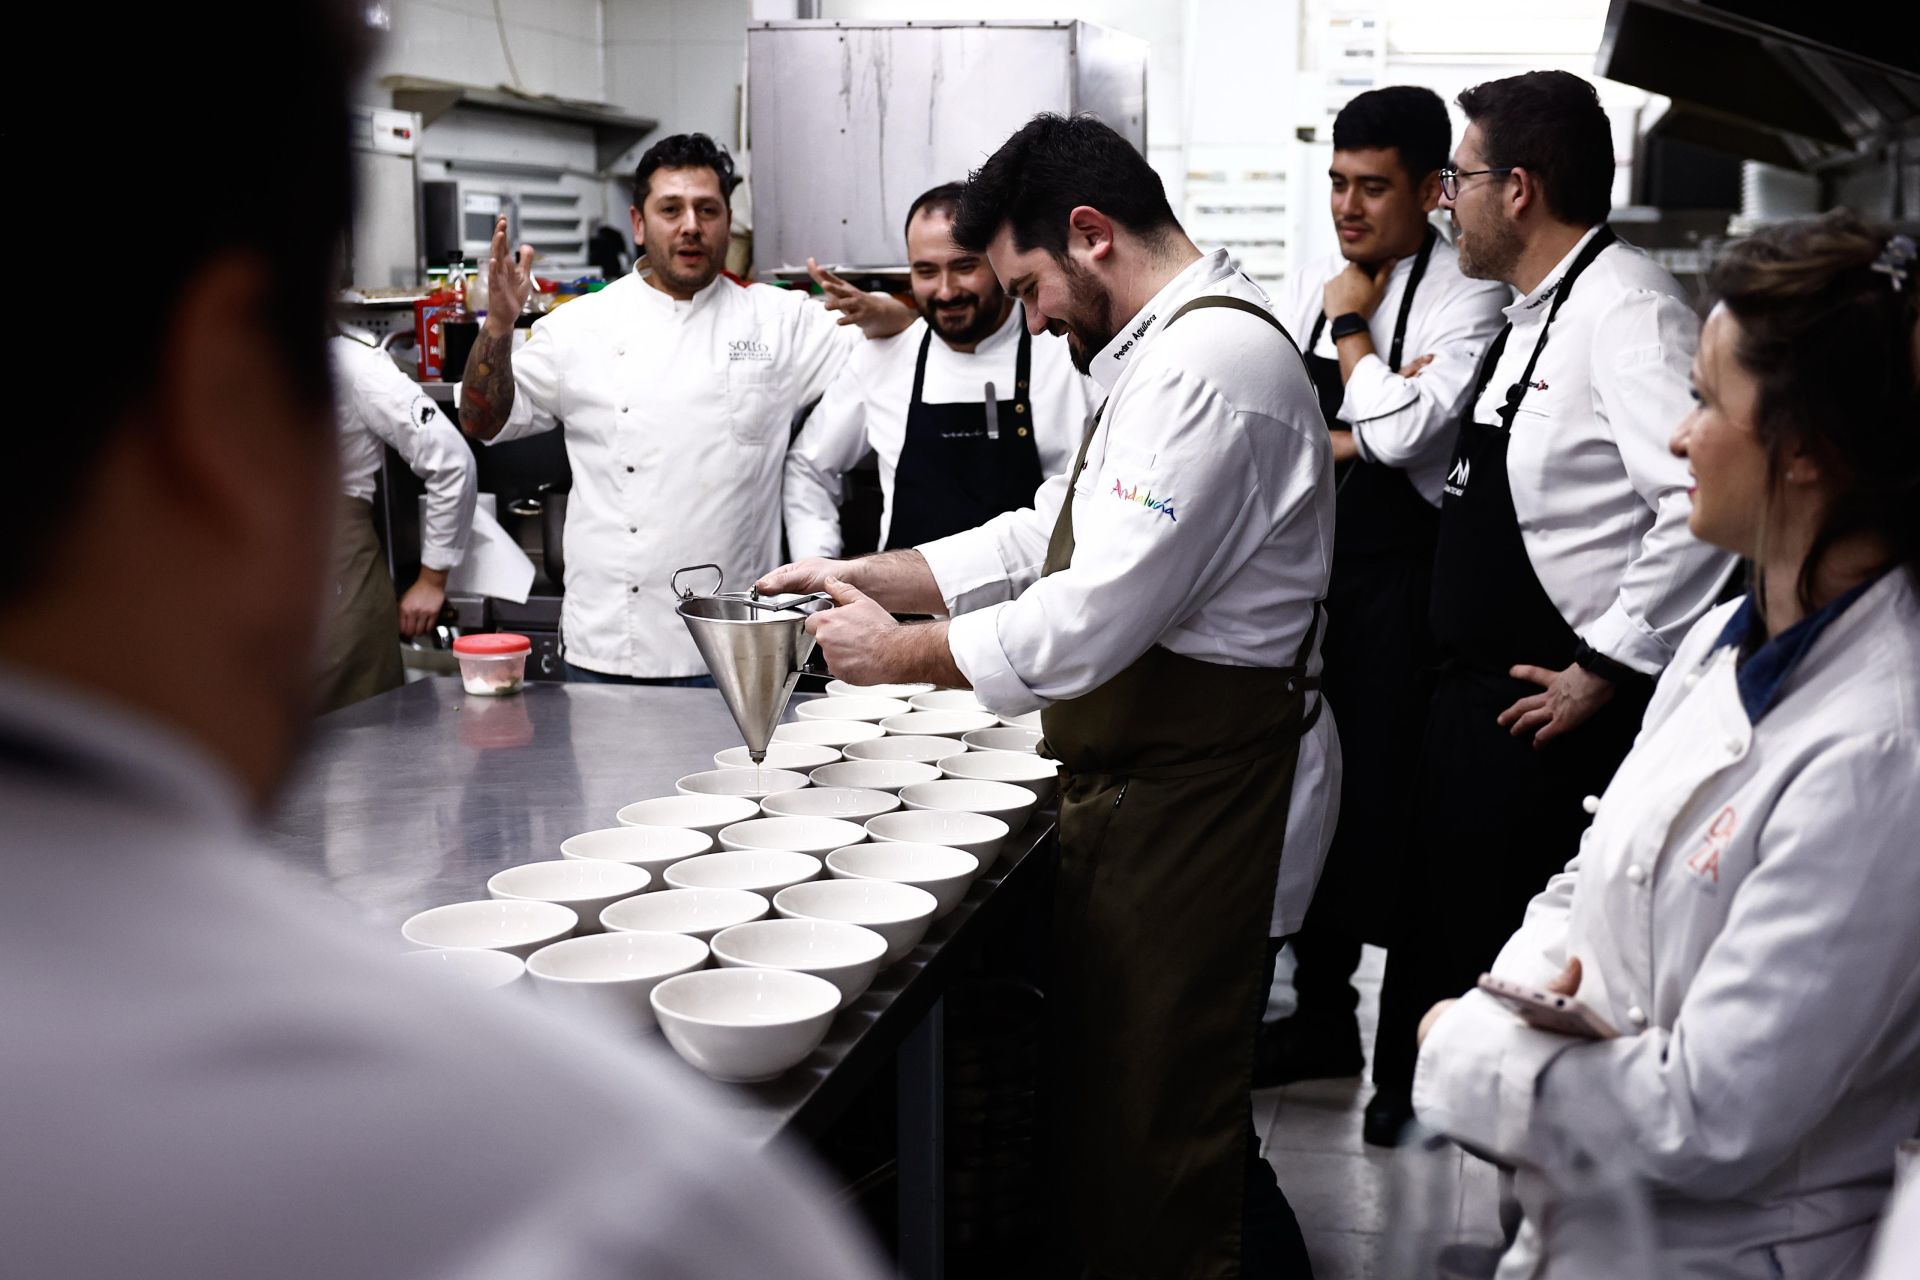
[
  {"xmin": 1275, "ymin": 233, "xmax": 1511, "ymax": 503},
  {"xmin": 918, "ymin": 248, "xmax": 1342, "ymax": 934},
  {"xmin": 783, "ymin": 304, "xmax": 1094, "ymax": 557},
  {"xmin": 0, "ymin": 666, "xmax": 887, "ymax": 1280},
  {"xmin": 481, "ymin": 270, "xmax": 855, "ymax": 677},
  {"xmin": 1467, "ymin": 226, "xmax": 1735, "ymax": 674},
  {"xmin": 330, "ymin": 335, "xmax": 476, "ymax": 571},
  {"xmin": 1414, "ymin": 570, "xmax": 1920, "ymax": 1280}
]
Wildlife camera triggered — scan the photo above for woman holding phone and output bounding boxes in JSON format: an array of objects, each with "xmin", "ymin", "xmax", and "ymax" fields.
[{"xmin": 1412, "ymin": 211, "xmax": 1920, "ymax": 1279}]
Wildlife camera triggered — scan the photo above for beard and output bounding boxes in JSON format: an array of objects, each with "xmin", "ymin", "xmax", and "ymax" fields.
[
  {"xmin": 641, "ymin": 230, "xmax": 723, "ymax": 296},
  {"xmin": 1455, "ymin": 211, "xmax": 1523, "ymax": 285},
  {"xmin": 920, "ymin": 289, "xmax": 1005, "ymax": 347},
  {"xmin": 1056, "ymin": 256, "xmax": 1120, "ymax": 376}
]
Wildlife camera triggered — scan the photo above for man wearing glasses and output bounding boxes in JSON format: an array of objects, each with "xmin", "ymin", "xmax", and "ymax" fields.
[{"xmin": 1366, "ymin": 70, "xmax": 1734, "ymax": 1143}]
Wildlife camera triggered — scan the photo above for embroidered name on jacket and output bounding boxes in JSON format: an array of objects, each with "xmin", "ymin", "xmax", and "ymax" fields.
[
  {"xmin": 728, "ymin": 339, "xmax": 773, "ymax": 362},
  {"xmin": 1111, "ymin": 312, "xmax": 1157, "ymax": 362},
  {"xmin": 1111, "ymin": 479, "xmax": 1176, "ymax": 522}
]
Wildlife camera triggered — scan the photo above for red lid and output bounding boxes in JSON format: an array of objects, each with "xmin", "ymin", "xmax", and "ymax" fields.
[{"xmin": 452, "ymin": 632, "xmax": 531, "ymax": 656}]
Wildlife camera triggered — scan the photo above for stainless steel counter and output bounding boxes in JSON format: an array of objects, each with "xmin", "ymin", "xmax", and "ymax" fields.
[{"xmin": 264, "ymin": 676, "xmax": 1054, "ymax": 1258}]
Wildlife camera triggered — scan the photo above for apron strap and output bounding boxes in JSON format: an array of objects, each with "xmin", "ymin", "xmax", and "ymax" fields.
[
  {"xmin": 1494, "ymin": 225, "xmax": 1617, "ymax": 432},
  {"xmin": 1165, "ymin": 293, "xmax": 1301, "ymax": 355},
  {"xmin": 908, "ymin": 324, "xmax": 935, "ymax": 407},
  {"xmin": 1387, "ymin": 224, "xmax": 1439, "ymax": 372},
  {"xmin": 1013, "ymin": 305, "xmax": 1032, "ymax": 410}
]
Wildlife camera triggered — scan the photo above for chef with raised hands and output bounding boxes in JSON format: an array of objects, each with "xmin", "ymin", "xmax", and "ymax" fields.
[
  {"xmin": 759, "ymin": 113, "xmax": 1338, "ymax": 1278},
  {"xmin": 457, "ymin": 133, "xmax": 912, "ymax": 684}
]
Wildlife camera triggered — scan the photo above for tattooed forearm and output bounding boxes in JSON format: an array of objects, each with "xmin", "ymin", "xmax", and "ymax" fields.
[{"xmin": 458, "ymin": 328, "xmax": 518, "ymax": 440}]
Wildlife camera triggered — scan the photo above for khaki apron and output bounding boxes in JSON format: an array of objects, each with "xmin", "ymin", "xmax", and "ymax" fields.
[
  {"xmin": 315, "ymin": 495, "xmax": 404, "ymax": 715},
  {"xmin": 1039, "ymin": 295, "xmax": 1321, "ymax": 1278}
]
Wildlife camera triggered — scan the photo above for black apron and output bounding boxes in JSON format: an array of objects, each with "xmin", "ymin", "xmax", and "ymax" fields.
[
  {"xmin": 1300, "ymin": 226, "xmax": 1440, "ymax": 944},
  {"xmin": 1039, "ymin": 294, "xmax": 1320, "ymax": 1279},
  {"xmin": 1375, "ymin": 226, "xmax": 1654, "ymax": 1096},
  {"xmin": 882, "ymin": 312, "xmax": 1043, "ymax": 549}
]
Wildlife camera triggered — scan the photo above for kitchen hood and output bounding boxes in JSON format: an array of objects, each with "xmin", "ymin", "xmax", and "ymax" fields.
[{"xmin": 1599, "ymin": 0, "xmax": 1920, "ymax": 171}]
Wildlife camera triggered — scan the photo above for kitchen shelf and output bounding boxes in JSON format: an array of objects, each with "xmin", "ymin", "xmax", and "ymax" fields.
[{"xmin": 383, "ymin": 75, "xmax": 658, "ymax": 172}]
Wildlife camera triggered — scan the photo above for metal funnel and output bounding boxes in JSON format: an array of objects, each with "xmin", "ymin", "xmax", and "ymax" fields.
[{"xmin": 676, "ymin": 594, "xmax": 820, "ymax": 764}]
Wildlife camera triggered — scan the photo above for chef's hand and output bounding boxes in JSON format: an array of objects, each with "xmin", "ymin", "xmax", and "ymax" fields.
[
  {"xmin": 808, "ymin": 258, "xmax": 917, "ymax": 339},
  {"xmin": 1418, "ymin": 998, "xmax": 1458, "ymax": 1048},
  {"xmin": 805, "ymin": 577, "xmax": 902, "ymax": 685},
  {"xmin": 757, "ymin": 557, "xmax": 854, "ymax": 597},
  {"xmin": 485, "ymin": 216, "xmax": 536, "ymax": 336},
  {"xmin": 397, "ymin": 568, "xmax": 449, "ymax": 638},
  {"xmin": 1323, "ymin": 258, "xmax": 1398, "ymax": 321},
  {"xmin": 1546, "ymin": 956, "xmax": 1583, "ymax": 997},
  {"xmin": 1399, "ymin": 353, "xmax": 1436, "ymax": 379},
  {"xmin": 1497, "ymin": 663, "xmax": 1615, "ymax": 748}
]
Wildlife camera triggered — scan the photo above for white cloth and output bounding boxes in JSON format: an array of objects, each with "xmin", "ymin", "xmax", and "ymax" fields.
[
  {"xmin": 918, "ymin": 248, "xmax": 1341, "ymax": 934},
  {"xmin": 1414, "ymin": 571, "xmax": 1920, "ymax": 1280},
  {"xmin": 0, "ymin": 668, "xmax": 887, "ymax": 1280},
  {"xmin": 1466, "ymin": 226, "xmax": 1735, "ymax": 674},
  {"xmin": 783, "ymin": 305, "xmax": 1094, "ymax": 557},
  {"xmin": 331, "ymin": 335, "xmax": 476, "ymax": 570},
  {"xmin": 1275, "ymin": 232, "xmax": 1510, "ymax": 503},
  {"xmin": 475, "ymin": 270, "xmax": 856, "ymax": 677}
]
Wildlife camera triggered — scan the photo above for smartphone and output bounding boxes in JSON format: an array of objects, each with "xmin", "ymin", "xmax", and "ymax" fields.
[{"xmin": 1477, "ymin": 972, "xmax": 1620, "ymax": 1040}]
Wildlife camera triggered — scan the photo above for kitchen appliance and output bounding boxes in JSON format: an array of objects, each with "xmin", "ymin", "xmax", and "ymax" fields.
[{"xmin": 672, "ymin": 566, "xmax": 830, "ymax": 766}]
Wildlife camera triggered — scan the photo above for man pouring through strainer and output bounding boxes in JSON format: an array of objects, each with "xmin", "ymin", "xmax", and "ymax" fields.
[{"xmin": 758, "ymin": 114, "xmax": 1339, "ymax": 1279}]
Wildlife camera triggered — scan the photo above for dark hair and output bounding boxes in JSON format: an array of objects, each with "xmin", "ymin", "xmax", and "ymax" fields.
[
  {"xmin": 632, "ymin": 133, "xmax": 739, "ymax": 208},
  {"xmin": 1708, "ymin": 210, "xmax": 1920, "ymax": 609},
  {"xmin": 1456, "ymin": 71, "xmax": 1614, "ymax": 226},
  {"xmin": 7, "ymin": 0, "xmax": 363, "ymax": 600},
  {"xmin": 1332, "ymin": 86, "xmax": 1451, "ymax": 182},
  {"xmin": 951, "ymin": 114, "xmax": 1178, "ymax": 257},
  {"xmin": 903, "ymin": 182, "xmax": 967, "ymax": 248}
]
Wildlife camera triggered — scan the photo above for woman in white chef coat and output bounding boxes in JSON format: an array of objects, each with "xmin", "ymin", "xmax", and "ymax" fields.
[{"xmin": 1414, "ymin": 212, "xmax": 1920, "ymax": 1279}]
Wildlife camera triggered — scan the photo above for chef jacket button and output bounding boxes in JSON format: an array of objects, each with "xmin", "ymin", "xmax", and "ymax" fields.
[
  {"xmin": 628, "ymin": 525, "xmax": 637, "ymax": 533},
  {"xmin": 625, "ymin": 465, "xmax": 635, "ymax": 473},
  {"xmin": 1581, "ymin": 794, "xmax": 1601, "ymax": 815},
  {"xmin": 1725, "ymin": 738, "xmax": 1743, "ymax": 756},
  {"xmin": 1625, "ymin": 864, "xmax": 1647, "ymax": 885},
  {"xmin": 620, "ymin": 405, "xmax": 630, "ymax": 413},
  {"xmin": 1014, "ymin": 403, "xmax": 1026, "ymax": 414},
  {"xmin": 1683, "ymin": 673, "xmax": 1700, "ymax": 688},
  {"xmin": 1627, "ymin": 1006, "xmax": 1648, "ymax": 1028},
  {"xmin": 629, "ymin": 586, "xmax": 639, "ymax": 594},
  {"xmin": 616, "ymin": 347, "xmax": 626, "ymax": 356},
  {"xmin": 1018, "ymin": 426, "xmax": 1029, "ymax": 437}
]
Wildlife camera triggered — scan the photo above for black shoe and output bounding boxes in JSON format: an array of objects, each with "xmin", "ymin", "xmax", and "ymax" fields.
[
  {"xmin": 1362, "ymin": 1090, "xmax": 1415, "ymax": 1148},
  {"xmin": 1252, "ymin": 1016, "xmax": 1365, "ymax": 1088}
]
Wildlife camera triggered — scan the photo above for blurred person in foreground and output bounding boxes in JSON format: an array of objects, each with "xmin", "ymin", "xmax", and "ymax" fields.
[
  {"xmin": 0, "ymin": 6, "xmax": 886, "ymax": 1277},
  {"xmin": 1416, "ymin": 213, "xmax": 1920, "ymax": 1279}
]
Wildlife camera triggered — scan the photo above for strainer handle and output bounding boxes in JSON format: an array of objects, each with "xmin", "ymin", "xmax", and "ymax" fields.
[{"xmin": 670, "ymin": 564, "xmax": 725, "ymax": 600}]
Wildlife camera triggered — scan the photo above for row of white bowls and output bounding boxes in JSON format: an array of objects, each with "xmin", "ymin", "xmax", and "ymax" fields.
[{"xmin": 399, "ymin": 701, "xmax": 1052, "ymax": 1083}]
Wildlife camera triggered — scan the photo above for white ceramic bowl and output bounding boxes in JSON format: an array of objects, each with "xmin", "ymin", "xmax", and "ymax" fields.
[
  {"xmin": 772, "ymin": 718, "xmax": 886, "ymax": 748},
  {"xmin": 773, "ymin": 879, "xmax": 940, "ymax": 966},
  {"xmin": 401, "ymin": 899, "xmax": 578, "ymax": 959},
  {"xmin": 718, "ymin": 815, "xmax": 869, "ymax": 856},
  {"xmin": 794, "ymin": 695, "xmax": 912, "ymax": 723},
  {"xmin": 560, "ymin": 825, "xmax": 713, "ymax": 884},
  {"xmin": 600, "ymin": 887, "xmax": 770, "ymax": 941},
  {"xmin": 675, "ymin": 768, "xmax": 812, "ymax": 800},
  {"xmin": 650, "ymin": 968, "xmax": 842, "ymax": 1083},
  {"xmin": 616, "ymin": 793, "xmax": 761, "ymax": 838},
  {"xmin": 663, "ymin": 849, "xmax": 822, "ymax": 896},
  {"xmin": 908, "ymin": 689, "xmax": 987, "ymax": 714},
  {"xmin": 826, "ymin": 843, "xmax": 979, "ymax": 918},
  {"xmin": 713, "ymin": 742, "xmax": 842, "ymax": 772},
  {"xmin": 963, "ymin": 726, "xmax": 1044, "ymax": 754},
  {"xmin": 841, "ymin": 735, "xmax": 967, "ymax": 765},
  {"xmin": 898, "ymin": 778, "xmax": 1039, "ymax": 837},
  {"xmin": 486, "ymin": 859, "xmax": 651, "ymax": 934},
  {"xmin": 761, "ymin": 786, "xmax": 901, "ymax": 822},
  {"xmin": 397, "ymin": 946, "xmax": 526, "ymax": 991},
  {"xmin": 866, "ymin": 809, "xmax": 1013, "ymax": 869},
  {"xmin": 808, "ymin": 758, "xmax": 944, "ymax": 795},
  {"xmin": 710, "ymin": 918, "xmax": 888, "ymax": 1010},
  {"xmin": 880, "ymin": 710, "xmax": 1000, "ymax": 739},
  {"xmin": 525, "ymin": 931, "xmax": 709, "ymax": 1036},
  {"xmin": 998, "ymin": 709, "xmax": 1042, "ymax": 730},
  {"xmin": 937, "ymin": 751, "xmax": 1062, "ymax": 808},
  {"xmin": 825, "ymin": 680, "xmax": 935, "ymax": 699}
]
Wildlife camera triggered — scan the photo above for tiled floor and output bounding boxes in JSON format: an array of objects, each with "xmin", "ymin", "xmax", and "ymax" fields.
[{"xmin": 1256, "ymin": 946, "xmax": 1506, "ymax": 1279}]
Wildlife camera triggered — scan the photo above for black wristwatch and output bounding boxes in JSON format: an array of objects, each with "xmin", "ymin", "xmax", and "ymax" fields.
[
  {"xmin": 1573, "ymin": 640, "xmax": 1649, "ymax": 687},
  {"xmin": 1329, "ymin": 311, "xmax": 1370, "ymax": 341}
]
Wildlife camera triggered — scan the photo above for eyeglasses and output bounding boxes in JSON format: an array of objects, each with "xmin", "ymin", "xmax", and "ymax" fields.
[{"xmin": 1439, "ymin": 165, "xmax": 1516, "ymax": 200}]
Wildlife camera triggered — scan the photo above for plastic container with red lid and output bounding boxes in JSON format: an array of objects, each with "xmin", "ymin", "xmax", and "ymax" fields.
[{"xmin": 452, "ymin": 633, "xmax": 531, "ymax": 696}]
